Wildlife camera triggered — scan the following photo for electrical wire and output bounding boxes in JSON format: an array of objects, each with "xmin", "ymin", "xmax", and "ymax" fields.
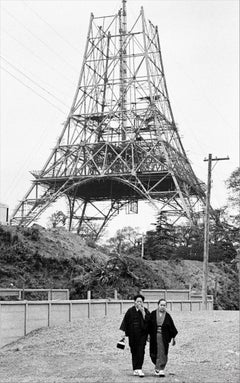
[
  {"xmin": 1, "ymin": 66, "xmax": 67, "ymax": 114},
  {"xmin": 1, "ymin": 55, "xmax": 70, "ymax": 108},
  {"xmin": 2, "ymin": 29, "xmax": 76, "ymax": 86},
  {"xmin": 0, "ymin": 6, "xmax": 78, "ymax": 206},
  {"xmin": 21, "ymin": 0, "xmax": 81, "ymax": 54},
  {"xmin": 2, "ymin": 6, "xmax": 79, "ymax": 73},
  {"xmin": 1, "ymin": 3, "xmax": 75, "ymax": 209}
]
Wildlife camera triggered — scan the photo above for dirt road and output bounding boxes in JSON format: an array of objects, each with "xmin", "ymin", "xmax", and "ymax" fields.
[{"xmin": 0, "ymin": 310, "xmax": 239, "ymax": 383}]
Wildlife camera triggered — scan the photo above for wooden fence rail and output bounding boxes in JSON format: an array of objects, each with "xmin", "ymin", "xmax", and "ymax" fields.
[
  {"xmin": 0, "ymin": 289, "xmax": 69, "ymax": 300},
  {"xmin": 0, "ymin": 298, "xmax": 213, "ymax": 348}
]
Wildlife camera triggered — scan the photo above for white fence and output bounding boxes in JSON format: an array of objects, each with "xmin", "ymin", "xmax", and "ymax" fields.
[
  {"xmin": 0, "ymin": 288, "xmax": 69, "ymax": 300},
  {"xmin": 141, "ymin": 289, "xmax": 191, "ymax": 300},
  {"xmin": 0, "ymin": 298, "xmax": 213, "ymax": 348}
]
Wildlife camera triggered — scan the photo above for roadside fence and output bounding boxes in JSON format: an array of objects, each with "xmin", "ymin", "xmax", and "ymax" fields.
[{"xmin": 0, "ymin": 296, "xmax": 213, "ymax": 348}]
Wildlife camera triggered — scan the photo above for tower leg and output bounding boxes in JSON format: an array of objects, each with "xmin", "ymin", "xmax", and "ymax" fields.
[{"xmin": 66, "ymin": 199, "xmax": 127, "ymax": 240}]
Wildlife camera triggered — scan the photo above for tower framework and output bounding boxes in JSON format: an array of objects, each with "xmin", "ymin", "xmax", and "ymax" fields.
[{"xmin": 11, "ymin": 1, "xmax": 206, "ymax": 238}]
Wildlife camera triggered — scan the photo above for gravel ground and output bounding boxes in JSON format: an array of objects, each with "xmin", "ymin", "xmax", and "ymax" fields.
[{"xmin": 0, "ymin": 310, "xmax": 239, "ymax": 383}]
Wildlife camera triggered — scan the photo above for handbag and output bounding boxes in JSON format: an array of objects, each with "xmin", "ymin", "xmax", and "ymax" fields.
[{"xmin": 116, "ymin": 337, "xmax": 125, "ymax": 349}]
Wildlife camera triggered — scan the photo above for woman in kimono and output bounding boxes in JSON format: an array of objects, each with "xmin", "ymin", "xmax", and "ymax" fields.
[
  {"xmin": 120, "ymin": 294, "xmax": 150, "ymax": 377},
  {"xmin": 148, "ymin": 298, "xmax": 178, "ymax": 377}
]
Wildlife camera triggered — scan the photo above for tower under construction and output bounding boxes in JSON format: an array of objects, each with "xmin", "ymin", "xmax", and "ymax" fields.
[{"xmin": 11, "ymin": 0, "xmax": 206, "ymax": 238}]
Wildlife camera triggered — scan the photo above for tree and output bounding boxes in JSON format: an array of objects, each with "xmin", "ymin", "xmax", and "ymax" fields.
[
  {"xmin": 77, "ymin": 222, "xmax": 106, "ymax": 246},
  {"xmin": 225, "ymin": 167, "xmax": 240, "ymax": 226},
  {"xmin": 105, "ymin": 226, "xmax": 141, "ymax": 255},
  {"xmin": 48, "ymin": 211, "xmax": 67, "ymax": 228},
  {"xmin": 173, "ymin": 224, "xmax": 204, "ymax": 261},
  {"xmin": 218, "ymin": 168, "xmax": 240, "ymax": 270},
  {"xmin": 144, "ymin": 213, "xmax": 177, "ymax": 260},
  {"xmin": 144, "ymin": 210, "xmax": 237, "ymax": 262}
]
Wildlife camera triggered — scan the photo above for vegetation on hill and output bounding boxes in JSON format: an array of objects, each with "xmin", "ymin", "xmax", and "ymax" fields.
[
  {"xmin": 0, "ymin": 223, "xmax": 238, "ymax": 309},
  {"xmin": 0, "ymin": 168, "xmax": 239, "ymax": 309}
]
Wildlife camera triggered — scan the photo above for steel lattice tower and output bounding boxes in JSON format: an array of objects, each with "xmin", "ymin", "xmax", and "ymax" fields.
[{"xmin": 11, "ymin": 0, "xmax": 206, "ymax": 238}]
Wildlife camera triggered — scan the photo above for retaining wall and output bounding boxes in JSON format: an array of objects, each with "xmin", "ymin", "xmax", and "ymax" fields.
[{"xmin": 0, "ymin": 298, "xmax": 213, "ymax": 348}]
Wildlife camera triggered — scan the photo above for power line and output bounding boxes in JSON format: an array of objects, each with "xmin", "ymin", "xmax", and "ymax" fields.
[
  {"xmin": 1, "ymin": 64, "xmax": 68, "ymax": 197},
  {"xmin": 1, "ymin": 55, "xmax": 70, "ymax": 108},
  {"xmin": 21, "ymin": 0, "xmax": 81, "ymax": 54},
  {"xmin": 1, "ymin": 66, "xmax": 67, "ymax": 115},
  {"xmin": 2, "ymin": 129, "xmax": 63, "ymax": 201},
  {"xmin": 2, "ymin": 6, "xmax": 79, "ymax": 73},
  {"xmin": 2, "ymin": 29, "xmax": 76, "ymax": 86}
]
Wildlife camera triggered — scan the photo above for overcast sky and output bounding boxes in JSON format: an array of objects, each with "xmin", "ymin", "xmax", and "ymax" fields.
[{"xmin": 0, "ymin": 0, "xmax": 239, "ymax": 238}]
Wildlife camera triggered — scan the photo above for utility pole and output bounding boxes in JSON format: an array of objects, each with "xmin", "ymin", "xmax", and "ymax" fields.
[
  {"xmin": 202, "ymin": 154, "xmax": 229, "ymax": 309},
  {"xmin": 141, "ymin": 233, "xmax": 145, "ymax": 258}
]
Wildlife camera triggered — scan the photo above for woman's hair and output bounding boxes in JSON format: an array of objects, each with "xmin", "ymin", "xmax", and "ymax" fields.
[
  {"xmin": 158, "ymin": 298, "xmax": 167, "ymax": 305},
  {"xmin": 134, "ymin": 294, "xmax": 145, "ymax": 302}
]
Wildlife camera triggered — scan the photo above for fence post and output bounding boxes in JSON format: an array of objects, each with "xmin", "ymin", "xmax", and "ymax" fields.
[
  {"xmin": 120, "ymin": 301, "xmax": 123, "ymax": 315},
  {"xmin": 69, "ymin": 302, "xmax": 72, "ymax": 322},
  {"xmin": 22, "ymin": 287, "xmax": 25, "ymax": 301},
  {"xmin": 114, "ymin": 290, "xmax": 118, "ymax": 299},
  {"xmin": 188, "ymin": 284, "xmax": 191, "ymax": 300},
  {"xmin": 105, "ymin": 301, "xmax": 108, "ymax": 316},
  {"xmin": 24, "ymin": 302, "xmax": 28, "ymax": 336},
  {"xmin": 87, "ymin": 291, "xmax": 91, "ymax": 300},
  {"xmin": 88, "ymin": 301, "xmax": 91, "ymax": 319},
  {"xmin": 48, "ymin": 302, "xmax": 52, "ymax": 327}
]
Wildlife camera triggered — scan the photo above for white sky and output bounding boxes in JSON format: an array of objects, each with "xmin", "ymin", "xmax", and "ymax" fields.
[{"xmin": 0, "ymin": 0, "xmax": 239, "ymax": 238}]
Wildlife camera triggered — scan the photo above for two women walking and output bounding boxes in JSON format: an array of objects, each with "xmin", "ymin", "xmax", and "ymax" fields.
[{"xmin": 120, "ymin": 295, "xmax": 178, "ymax": 378}]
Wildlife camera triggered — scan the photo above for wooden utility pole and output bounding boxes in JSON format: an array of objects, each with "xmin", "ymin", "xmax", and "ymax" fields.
[
  {"xmin": 141, "ymin": 233, "xmax": 145, "ymax": 258},
  {"xmin": 202, "ymin": 154, "xmax": 212, "ymax": 309},
  {"xmin": 202, "ymin": 154, "xmax": 229, "ymax": 309}
]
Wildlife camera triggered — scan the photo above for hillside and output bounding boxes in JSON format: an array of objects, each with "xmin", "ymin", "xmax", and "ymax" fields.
[
  {"xmin": 0, "ymin": 224, "xmax": 238, "ymax": 309},
  {"xmin": 0, "ymin": 224, "xmax": 108, "ymax": 260}
]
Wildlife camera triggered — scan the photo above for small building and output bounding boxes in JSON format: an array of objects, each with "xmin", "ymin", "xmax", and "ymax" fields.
[{"xmin": 0, "ymin": 202, "xmax": 9, "ymax": 225}]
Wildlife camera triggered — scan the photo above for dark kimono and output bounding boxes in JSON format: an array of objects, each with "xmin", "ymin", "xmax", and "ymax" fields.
[
  {"xmin": 120, "ymin": 306, "xmax": 150, "ymax": 370},
  {"xmin": 148, "ymin": 310, "xmax": 178, "ymax": 364}
]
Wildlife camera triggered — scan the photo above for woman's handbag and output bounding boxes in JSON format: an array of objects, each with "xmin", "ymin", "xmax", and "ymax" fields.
[{"xmin": 116, "ymin": 337, "xmax": 125, "ymax": 349}]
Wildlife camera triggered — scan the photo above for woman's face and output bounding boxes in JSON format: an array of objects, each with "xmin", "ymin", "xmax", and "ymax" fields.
[
  {"xmin": 158, "ymin": 300, "xmax": 167, "ymax": 312},
  {"xmin": 135, "ymin": 297, "xmax": 144, "ymax": 309}
]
